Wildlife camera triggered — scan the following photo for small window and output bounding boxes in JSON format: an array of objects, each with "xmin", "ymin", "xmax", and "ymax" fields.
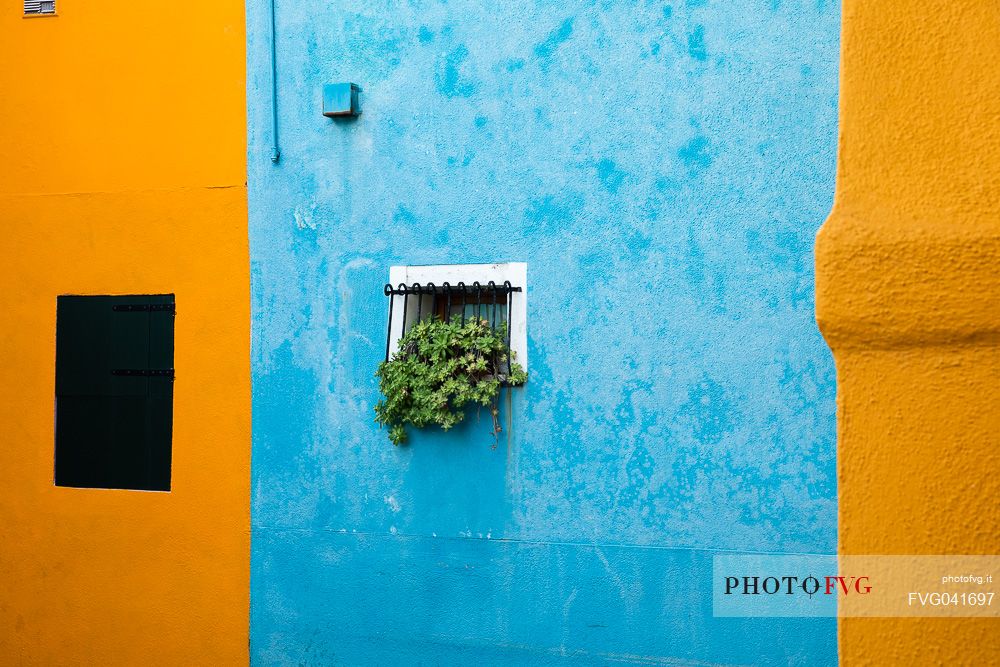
[
  {"xmin": 55, "ymin": 294, "xmax": 175, "ymax": 491},
  {"xmin": 384, "ymin": 263, "xmax": 528, "ymax": 371},
  {"xmin": 24, "ymin": 0, "xmax": 55, "ymax": 15}
]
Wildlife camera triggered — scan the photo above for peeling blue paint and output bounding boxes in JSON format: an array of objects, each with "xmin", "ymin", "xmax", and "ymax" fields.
[
  {"xmin": 534, "ymin": 18, "xmax": 575, "ymax": 66},
  {"xmin": 687, "ymin": 25, "xmax": 709, "ymax": 61},
  {"xmin": 505, "ymin": 58, "xmax": 526, "ymax": 72},
  {"xmin": 678, "ymin": 135, "xmax": 714, "ymax": 176},
  {"xmin": 596, "ymin": 158, "xmax": 626, "ymax": 193},
  {"xmin": 437, "ymin": 44, "xmax": 478, "ymax": 98},
  {"xmin": 247, "ymin": 0, "xmax": 841, "ymax": 664}
]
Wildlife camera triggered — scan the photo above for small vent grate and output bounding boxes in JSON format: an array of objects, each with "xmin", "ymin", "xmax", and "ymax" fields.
[{"xmin": 24, "ymin": 0, "xmax": 55, "ymax": 14}]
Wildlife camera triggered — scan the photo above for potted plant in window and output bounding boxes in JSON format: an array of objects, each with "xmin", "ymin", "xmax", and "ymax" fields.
[{"xmin": 374, "ymin": 317, "xmax": 526, "ymax": 445}]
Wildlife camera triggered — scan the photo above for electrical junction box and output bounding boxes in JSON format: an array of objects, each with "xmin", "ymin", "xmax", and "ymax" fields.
[{"xmin": 323, "ymin": 83, "xmax": 361, "ymax": 117}]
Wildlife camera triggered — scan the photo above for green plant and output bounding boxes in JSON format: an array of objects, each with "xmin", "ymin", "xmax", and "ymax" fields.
[{"xmin": 375, "ymin": 317, "xmax": 527, "ymax": 445}]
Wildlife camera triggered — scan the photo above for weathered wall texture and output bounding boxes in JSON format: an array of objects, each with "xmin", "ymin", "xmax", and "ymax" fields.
[
  {"xmin": 817, "ymin": 0, "xmax": 1000, "ymax": 664},
  {"xmin": 0, "ymin": 1, "xmax": 251, "ymax": 663},
  {"xmin": 248, "ymin": 0, "xmax": 841, "ymax": 664}
]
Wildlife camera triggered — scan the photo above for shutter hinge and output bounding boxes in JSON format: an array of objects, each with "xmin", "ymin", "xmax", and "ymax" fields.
[
  {"xmin": 112, "ymin": 304, "xmax": 175, "ymax": 312},
  {"xmin": 111, "ymin": 369, "xmax": 175, "ymax": 378}
]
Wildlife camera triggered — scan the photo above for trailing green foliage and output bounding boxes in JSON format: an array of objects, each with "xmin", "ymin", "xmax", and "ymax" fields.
[{"xmin": 375, "ymin": 317, "xmax": 527, "ymax": 445}]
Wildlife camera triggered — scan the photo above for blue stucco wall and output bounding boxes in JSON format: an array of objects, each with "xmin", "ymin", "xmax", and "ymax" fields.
[{"xmin": 247, "ymin": 1, "xmax": 840, "ymax": 664}]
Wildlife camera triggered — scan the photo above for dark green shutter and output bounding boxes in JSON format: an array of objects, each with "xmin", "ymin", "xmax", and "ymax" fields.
[{"xmin": 55, "ymin": 294, "xmax": 174, "ymax": 491}]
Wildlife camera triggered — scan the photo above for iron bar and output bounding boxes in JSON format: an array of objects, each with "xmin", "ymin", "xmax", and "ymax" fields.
[
  {"xmin": 381, "ymin": 283, "xmax": 521, "ymax": 297},
  {"xmin": 427, "ymin": 282, "xmax": 436, "ymax": 322},
  {"xmin": 457, "ymin": 282, "xmax": 466, "ymax": 325},
  {"xmin": 399, "ymin": 283, "xmax": 409, "ymax": 341},
  {"xmin": 504, "ymin": 280, "xmax": 513, "ymax": 376},
  {"xmin": 384, "ymin": 284, "xmax": 394, "ymax": 361},
  {"xmin": 414, "ymin": 283, "xmax": 422, "ymax": 322},
  {"xmin": 443, "ymin": 282, "xmax": 451, "ymax": 323},
  {"xmin": 488, "ymin": 281, "xmax": 497, "ymax": 330}
]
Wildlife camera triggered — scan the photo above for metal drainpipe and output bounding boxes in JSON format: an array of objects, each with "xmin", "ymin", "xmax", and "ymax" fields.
[{"xmin": 269, "ymin": 0, "xmax": 280, "ymax": 163}]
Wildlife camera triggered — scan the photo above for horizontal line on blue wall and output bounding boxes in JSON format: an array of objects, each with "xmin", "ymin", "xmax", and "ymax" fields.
[{"xmin": 251, "ymin": 525, "xmax": 834, "ymax": 558}]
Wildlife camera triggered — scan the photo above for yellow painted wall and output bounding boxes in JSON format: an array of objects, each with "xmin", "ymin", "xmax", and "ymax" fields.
[
  {"xmin": 817, "ymin": 0, "xmax": 1000, "ymax": 664},
  {"xmin": 0, "ymin": 0, "xmax": 249, "ymax": 664},
  {"xmin": 0, "ymin": 0, "xmax": 245, "ymax": 194}
]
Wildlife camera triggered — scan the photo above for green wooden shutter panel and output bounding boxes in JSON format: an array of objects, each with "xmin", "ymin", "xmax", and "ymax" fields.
[{"xmin": 55, "ymin": 294, "xmax": 174, "ymax": 491}]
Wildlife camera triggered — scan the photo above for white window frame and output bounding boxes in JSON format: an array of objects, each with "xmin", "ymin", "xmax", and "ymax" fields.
[{"xmin": 387, "ymin": 263, "xmax": 528, "ymax": 372}]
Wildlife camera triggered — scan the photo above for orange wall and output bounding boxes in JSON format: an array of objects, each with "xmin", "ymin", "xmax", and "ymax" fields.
[
  {"xmin": 817, "ymin": 0, "xmax": 1000, "ymax": 663},
  {"xmin": 0, "ymin": 0, "xmax": 245, "ymax": 194},
  {"xmin": 0, "ymin": 0, "xmax": 249, "ymax": 664}
]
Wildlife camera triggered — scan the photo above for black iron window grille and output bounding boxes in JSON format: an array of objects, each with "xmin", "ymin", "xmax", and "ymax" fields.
[{"xmin": 383, "ymin": 281, "xmax": 522, "ymax": 363}]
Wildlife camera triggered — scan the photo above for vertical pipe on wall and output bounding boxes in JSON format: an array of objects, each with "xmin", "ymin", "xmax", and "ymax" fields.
[{"xmin": 268, "ymin": 0, "xmax": 280, "ymax": 163}]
